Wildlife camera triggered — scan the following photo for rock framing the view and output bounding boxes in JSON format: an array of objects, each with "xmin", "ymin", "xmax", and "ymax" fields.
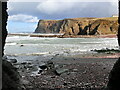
[
  {"xmin": 2, "ymin": 2, "xmax": 21, "ymax": 90},
  {"xmin": 1, "ymin": 1, "xmax": 120, "ymax": 90},
  {"xmin": 107, "ymin": 1, "xmax": 120, "ymax": 90}
]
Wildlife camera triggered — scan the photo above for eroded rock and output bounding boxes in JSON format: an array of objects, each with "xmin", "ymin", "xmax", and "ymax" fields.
[{"xmin": 35, "ymin": 17, "xmax": 118, "ymax": 35}]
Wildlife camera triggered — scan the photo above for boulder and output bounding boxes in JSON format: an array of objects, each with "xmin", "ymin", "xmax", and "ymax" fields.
[
  {"xmin": 107, "ymin": 58, "xmax": 120, "ymax": 90},
  {"xmin": 2, "ymin": 59, "xmax": 21, "ymax": 90}
]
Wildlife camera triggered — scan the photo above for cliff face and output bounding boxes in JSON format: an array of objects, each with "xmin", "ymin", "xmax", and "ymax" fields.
[
  {"xmin": 2, "ymin": 2, "xmax": 21, "ymax": 90},
  {"xmin": 35, "ymin": 17, "xmax": 118, "ymax": 35}
]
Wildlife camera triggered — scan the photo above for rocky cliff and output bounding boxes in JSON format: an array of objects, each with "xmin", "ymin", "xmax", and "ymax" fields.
[
  {"xmin": 2, "ymin": 2, "xmax": 21, "ymax": 90},
  {"xmin": 35, "ymin": 17, "xmax": 118, "ymax": 35}
]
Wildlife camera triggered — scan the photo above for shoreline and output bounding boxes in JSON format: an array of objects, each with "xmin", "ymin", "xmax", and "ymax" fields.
[
  {"xmin": 5, "ymin": 48, "xmax": 120, "ymax": 89},
  {"xmin": 6, "ymin": 33, "xmax": 119, "ymax": 89},
  {"xmin": 8, "ymin": 33, "xmax": 117, "ymax": 38},
  {"xmin": 12, "ymin": 55, "xmax": 118, "ymax": 89},
  {"xmin": 6, "ymin": 52, "xmax": 119, "ymax": 89}
]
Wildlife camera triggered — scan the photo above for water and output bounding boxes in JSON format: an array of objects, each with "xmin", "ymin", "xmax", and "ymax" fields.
[{"xmin": 4, "ymin": 35, "xmax": 119, "ymax": 62}]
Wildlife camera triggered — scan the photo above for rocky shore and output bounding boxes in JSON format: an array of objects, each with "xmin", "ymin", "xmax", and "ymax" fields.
[
  {"xmin": 5, "ymin": 50, "xmax": 119, "ymax": 90},
  {"xmin": 4, "ymin": 33, "xmax": 119, "ymax": 89}
]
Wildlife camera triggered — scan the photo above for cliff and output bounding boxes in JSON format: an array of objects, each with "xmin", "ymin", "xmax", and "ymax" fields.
[
  {"xmin": 34, "ymin": 17, "xmax": 118, "ymax": 35},
  {"xmin": 2, "ymin": 2, "xmax": 21, "ymax": 90}
]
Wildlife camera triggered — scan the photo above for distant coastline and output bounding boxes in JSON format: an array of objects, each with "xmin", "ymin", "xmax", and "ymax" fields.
[
  {"xmin": 8, "ymin": 33, "xmax": 117, "ymax": 38},
  {"xmin": 35, "ymin": 17, "xmax": 118, "ymax": 36}
]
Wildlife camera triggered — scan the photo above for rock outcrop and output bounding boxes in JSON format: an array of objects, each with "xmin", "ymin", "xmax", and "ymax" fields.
[
  {"xmin": 2, "ymin": 2, "xmax": 8, "ymax": 56},
  {"xmin": 2, "ymin": 2, "xmax": 21, "ymax": 90},
  {"xmin": 2, "ymin": 59, "xmax": 21, "ymax": 90},
  {"xmin": 35, "ymin": 17, "xmax": 118, "ymax": 35},
  {"xmin": 107, "ymin": 1, "xmax": 120, "ymax": 90},
  {"xmin": 107, "ymin": 58, "xmax": 120, "ymax": 90}
]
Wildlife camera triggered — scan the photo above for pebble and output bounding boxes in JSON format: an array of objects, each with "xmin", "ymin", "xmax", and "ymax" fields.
[
  {"xmin": 39, "ymin": 65, "xmax": 47, "ymax": 70},
  {"xmin": 55, "ymin": 69, "xmax": 69, "ymax": 75},
  {"xmin": 73, "ymin": 69, "xmax": 78, "ymax": 72},
  {"xmin": 21, "ymin": 62, "xmax": 27, "ymax": 65},
  {"xmin": 20, "ymin": 45, "xmax": 24, "ymax": 47},
  {"xmin": 17, "ymin": 58, "xmax": 111, "ymax": 89},
  {"xmin": 8, "ymin": 59, "xmax": 17, "ymax": 63},
  {"xmin": 21, "ymin": 79, "xmax": 29, "ymax": 84},
  {"xmin": 38, "ymin": 70, "xmax": 43, "ymax": 74},
  {"xmin": 63, "ymin": 82, "xmax": 67, "ymax": 86}
]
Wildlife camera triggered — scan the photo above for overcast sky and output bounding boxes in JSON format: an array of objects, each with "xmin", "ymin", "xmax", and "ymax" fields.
[{"xmin": 7, "ymin": 0, "xmax": 118, "ymax": 33}]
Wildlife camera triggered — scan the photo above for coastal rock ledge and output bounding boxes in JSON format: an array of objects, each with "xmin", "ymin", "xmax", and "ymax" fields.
[{"xmin": 35, "ymin": 17, "xmax": 118, "ymax": 35}]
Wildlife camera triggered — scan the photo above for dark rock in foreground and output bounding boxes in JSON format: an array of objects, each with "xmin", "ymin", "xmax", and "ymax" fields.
[
  {"xmin": 2, "ymin": 2, "xmax": 21, "ymax": 90},
  {"xmin": 107, "ymin": 58, "xmax": 120, "ymax": 90},
  {"xmin": 2, "ymin": 59, "xmax": 21, "ymax": 90}
]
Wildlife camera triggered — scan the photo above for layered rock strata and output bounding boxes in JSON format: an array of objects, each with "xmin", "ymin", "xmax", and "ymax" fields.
[{"xmin": 35, "ymin": 17, "xmax": 118, "ymax": 35}]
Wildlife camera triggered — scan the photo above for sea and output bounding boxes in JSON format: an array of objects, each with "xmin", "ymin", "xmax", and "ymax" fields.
[{"xmin": 4, "ymin": 34, "xmax": 119, "ymax": 62}]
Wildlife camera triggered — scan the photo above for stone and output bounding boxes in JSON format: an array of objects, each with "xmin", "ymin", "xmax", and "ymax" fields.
[
  {"xmin": 39, "ymin": 61, "xmax": 55, "ymax": 70},
  {"xmin": 29, "ymin": 65, "xmax": 38, "ymax": 71},
  {"xmin": 38, "ymin": 70, "xmax": 43, "ymax": 74},
  {"xmin": 14, "ymin": 65, "xmax": 20, "ymax": 69},
  {"xmin": 20, "ymin": 45, "xmax": 24, "ymax": 47},
  {"xmin": 2, "ymin": 55, "xmax": 7, "ymax": 60},
  {"xmin": 63, "ymin": 82, "xmax": 67, "ymax": 86},
  {"xmin": 46, "ymin": 61, "xmax": 54, "ymax": 69},
  {"xmin": 73, "ymin": 69, "xmax": 78, "ymax": 72},
  {"xmin": 8, "ymin": 59, "xmax": 17, "ymax": 63},
  {"xmin": 55, "ymin": 68, "xmax": 69, "ymax": 75},
  {"xmin": 27, "ymin": 65, "xmax": 33, "ymax": 68},
  {"xmin": 39, "ymin": 64, "xmax": 47, "ymax": 70},
  {"xmin": 107, "ymin": 58, "xmax": 120, "ymax": 90},
  {"xmin": 47, "ymin": 61, "xmax": 54, "ymax": 64},
  {"xmin": 21, "ymin": 79, "xmax": 29, "ymax": 85},
  {"xmin": 2, "ymin": 59, "xmax": 21, "ymax": 90},
  {"xmin": 21, "ymin": 62, "xmax": 27, "ymax": 65}
]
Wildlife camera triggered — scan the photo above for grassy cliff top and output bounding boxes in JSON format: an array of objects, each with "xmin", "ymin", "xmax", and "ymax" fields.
[{"xmin": 39, "ymin": 17, "xmax": 118, "ymax": 21}]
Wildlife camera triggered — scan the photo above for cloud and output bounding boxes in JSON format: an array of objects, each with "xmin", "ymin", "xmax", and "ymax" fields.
[
  {"xmin": 37, "ymin": 1, "xmax": 118, "ymax": 17},
  {"xmin": 37, "ymin": 0, "xmax": 75, "ymax": 15},
  {"xmin": 8, "ymin": 14, "xmax": 39, "ymax": 23},
  {"xmin": 8, "ymin": 0, "xmax": 118, "ymax": 2},
  {"xmin": 7, "ymin": 2, "xmax": 14, "ymax": 11},
  {"xmin": 7, "ymin": 2, "xmax": 39, "ymax": 15},
  {"xmin": 7, "ymin": 1, "xmax": 118, "ymax": 20}
]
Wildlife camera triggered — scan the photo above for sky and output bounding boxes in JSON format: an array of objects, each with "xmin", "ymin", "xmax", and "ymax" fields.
[{"xmin": 7, "ymin": 0, "xmax": 118, "ymax": 33}]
